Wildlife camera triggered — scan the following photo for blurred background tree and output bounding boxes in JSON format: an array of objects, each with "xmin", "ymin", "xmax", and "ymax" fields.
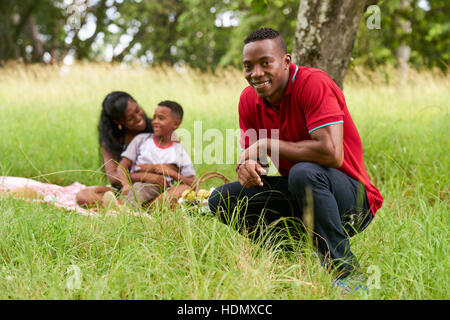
[{"xmin": 0, "ymin": 0, "xmax": 448, "ymax": 76}]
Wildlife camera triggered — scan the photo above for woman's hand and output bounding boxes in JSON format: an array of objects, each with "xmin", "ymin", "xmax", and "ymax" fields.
[
  {"xmin": 134, "ymin": 163, "xmax": 154, "ymax": 173},
  {"xmin": 151, "ymin": 165, "xmax": 179, "ymax": 179},
  {"xmin": 136, "ymin": 163, "xmax": 179, "ymax": 177},
  {"xmin": 140, "ymin": 172, "xmax": 166, "ymax": 187}
]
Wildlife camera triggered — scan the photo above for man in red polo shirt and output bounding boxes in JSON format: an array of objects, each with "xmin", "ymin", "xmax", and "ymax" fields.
[{"xmin": 208, "ymin": 28, "xmax": 383, "ymax": 282}]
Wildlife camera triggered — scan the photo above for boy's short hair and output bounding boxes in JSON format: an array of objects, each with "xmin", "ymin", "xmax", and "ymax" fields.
[
  {"xmin": 158, "ymin": 100, "xmax": 183, "ymax": 122},
  {"xmin": 244, "ymin": 27, "xmax": 287, "ymax": 54}
]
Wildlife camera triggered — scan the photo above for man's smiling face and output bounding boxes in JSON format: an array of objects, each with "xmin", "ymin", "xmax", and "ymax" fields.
[{"xmin": 242, "ymin": 38, "xmax": 291, "ymax": 106}]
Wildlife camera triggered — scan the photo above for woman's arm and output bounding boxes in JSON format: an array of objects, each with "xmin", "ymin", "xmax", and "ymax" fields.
[
  {"xmin": 116, "ymin": 157, "xmax": 133, "ymax": 195},
  {"xmin": 134, "ymin": 163, "xmax": 179, "ymax": 175},
  {"xmin": 138, "ymin": 164, "xmax": 195, "ymax": 187},
  {"xmin": 154, "ymin": 166, "xmax": 195, "ymax": 186},
  {"xmin": 101, "ymin": 146, "xmax": 122, "ymax": 185},
  {"xmin": 130, "ymin": 171, "xmax": 165, "ymax": 187}
]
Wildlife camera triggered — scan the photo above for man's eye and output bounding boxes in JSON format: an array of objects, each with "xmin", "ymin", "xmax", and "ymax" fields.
[{"xmin": 263, "ymin": 61, "xmax": 270, "ymax": 66}]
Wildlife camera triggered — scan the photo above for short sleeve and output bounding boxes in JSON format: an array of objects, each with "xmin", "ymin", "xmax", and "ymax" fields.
[
  {"xmin": 301, "ymin": 72, "xmax": 345, "ymax": 134},
  {"xmin": 177, "ymin": 144, "xmax": 196, "ymax": 177},
  {"xmin": 239, "ymin": 89, "xmax": 256, "ymax": 150},
  {"xmin": 121, "ymin": 133, "xmax": 148, "ymax": 162}
]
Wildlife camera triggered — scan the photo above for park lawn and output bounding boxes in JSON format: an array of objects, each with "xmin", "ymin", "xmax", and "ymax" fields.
[{"xmin": 0, "ymin": 62, "xmax": 448, "ymax": 299}]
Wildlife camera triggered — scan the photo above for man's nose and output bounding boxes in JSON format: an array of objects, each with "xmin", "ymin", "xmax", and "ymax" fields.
[{"xmin": 252, "ymin": 64, "xmax": 264, "ymax": 78}]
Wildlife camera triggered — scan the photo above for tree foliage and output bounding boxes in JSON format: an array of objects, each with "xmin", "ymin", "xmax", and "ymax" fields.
[
  {"xmin": 0, "ymin": 0, "xmax": 448, "ymax": 72},
  {"xmin": 353, "ymin": 0, "xmax": 450, "ymax": 71}
]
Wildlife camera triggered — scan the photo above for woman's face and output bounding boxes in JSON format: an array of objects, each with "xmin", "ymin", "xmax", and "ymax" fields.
[{"xmin": 121, "ymin": 99, "xmax": 146, "ymax": 133}]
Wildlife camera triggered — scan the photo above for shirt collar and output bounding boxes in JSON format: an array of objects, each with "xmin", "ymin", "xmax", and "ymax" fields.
[{"xmin": 256, "ymin": 63, "xmax": 299, "ymax": 108}]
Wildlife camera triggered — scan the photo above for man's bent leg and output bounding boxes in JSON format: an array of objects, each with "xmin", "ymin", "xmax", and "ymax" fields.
[
  {"xmin": 208, "ymin": 176, "xmax": 302, "ymax": 240},
  {"xmin": 288, "ymin": 162, "xmax": 373, "ymax": 279}
]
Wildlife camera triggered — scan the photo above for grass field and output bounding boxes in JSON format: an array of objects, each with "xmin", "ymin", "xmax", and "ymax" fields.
[{"xmin": 0, "ymin": 62, "xmax": 448, "ymax": 299}]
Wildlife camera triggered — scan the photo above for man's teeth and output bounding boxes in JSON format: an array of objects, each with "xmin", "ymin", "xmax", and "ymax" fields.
[{"xmin": 254, "ymin": 80, "xmax": 270, "ymax": 88}]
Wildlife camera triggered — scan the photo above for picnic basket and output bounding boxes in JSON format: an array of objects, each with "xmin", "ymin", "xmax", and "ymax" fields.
[{"xmin": 178, "ymin": 171, "xmax": 230, "ymax": 213}]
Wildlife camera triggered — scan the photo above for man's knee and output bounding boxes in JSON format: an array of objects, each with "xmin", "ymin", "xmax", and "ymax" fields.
[
  {"xmin": 208, "ymin": 184, "xmax": 227, "ymax": 214},
  {"xmin": 208, "ymin": 182, "xmax": 241, "ymax": 214},
  {"xmin": 288, "ymin": 162, "xmax": 327, "ymax": 193}
]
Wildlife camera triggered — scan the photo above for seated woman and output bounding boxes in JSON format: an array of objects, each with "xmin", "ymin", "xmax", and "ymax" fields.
[{"xmin": 76, "ymin": 91, "xmax": 191, "ymax": 209}]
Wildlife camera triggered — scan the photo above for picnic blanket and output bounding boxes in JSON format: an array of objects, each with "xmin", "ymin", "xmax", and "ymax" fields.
[{"xmin": 0, "ymin": 176, "xmax": 132, "ymax": 217}]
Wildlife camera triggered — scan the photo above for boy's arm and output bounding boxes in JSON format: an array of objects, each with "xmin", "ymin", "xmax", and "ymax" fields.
[
  {"xmin": 148, "ymin": 165, "xmax": 195, "ymax": 187},
  {"xmin": 116, "ymin": 157, "xmax": 133, "ymax": 195},
  {"xmin": 134, "ymin": 163, "xmax": 179, "ymax": 175}
]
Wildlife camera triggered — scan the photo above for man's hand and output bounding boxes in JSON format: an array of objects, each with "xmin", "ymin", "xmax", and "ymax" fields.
[
  {"xmin": 236, "ymin": 138, "xmax": 268, "ymax": 169},
  {"xmin": 237, "ymin": 159, "xmax": 266, "ymax": 188}
]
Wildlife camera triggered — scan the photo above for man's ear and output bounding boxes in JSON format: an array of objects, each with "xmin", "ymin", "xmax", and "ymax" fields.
[{"xmin": 284, "ymin": 53, "xmax": 292, "ymax": 69}]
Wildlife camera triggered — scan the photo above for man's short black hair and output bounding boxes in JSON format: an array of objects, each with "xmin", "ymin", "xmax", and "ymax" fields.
[
  {"xmin": 244, "ymin": 27, "xmax": 287, "ymax": 54},
  {"xmin": 158, "ymin": 100, "xmax": 183, "ymax": 122}
]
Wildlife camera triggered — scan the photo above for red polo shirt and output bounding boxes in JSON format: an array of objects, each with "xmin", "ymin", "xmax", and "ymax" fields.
[{"xmin": 239, "ymin": 63, "xmax": 383, "ymax": 216}]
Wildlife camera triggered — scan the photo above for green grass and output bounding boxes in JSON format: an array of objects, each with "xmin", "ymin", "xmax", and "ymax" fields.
[{"xmin": 0, "ymin": 62, "xmax": 448, "ymax": 299}]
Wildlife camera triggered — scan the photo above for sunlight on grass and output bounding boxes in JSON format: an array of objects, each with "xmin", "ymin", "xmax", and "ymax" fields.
[{"xmin": 0, "ymin": 62, "xmax": 448, "ymax": 299}]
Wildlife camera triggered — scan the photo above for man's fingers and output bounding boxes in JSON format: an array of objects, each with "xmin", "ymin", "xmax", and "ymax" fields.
[
  {"xmin": 238, "ymin": 162, "xmax": 263, "ymax": 188},
  {"xmin": 247, "ymin": 163, "xmax": 263, "ymax": 185}
]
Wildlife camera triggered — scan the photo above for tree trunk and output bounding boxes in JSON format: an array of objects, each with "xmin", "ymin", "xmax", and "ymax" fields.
[
  {"xmin": 396, "ymin": 0, "xmax": 412, "ymax": 84},
  {"xmin": 26, "ymin": 17, "xmax": 45, "ymax": 62},
  {"xmin": 292, "ymin": 0, "xmax": 370, "ymax": 89}
]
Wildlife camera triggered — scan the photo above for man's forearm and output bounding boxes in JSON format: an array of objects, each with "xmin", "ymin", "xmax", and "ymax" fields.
[
  {"xmin": 255, "ymin": 124, "xmax": 343, "ymax": 169},
  {"xmin": 269, "ymin": 138, "xmax": 343, "ymax": 168}
]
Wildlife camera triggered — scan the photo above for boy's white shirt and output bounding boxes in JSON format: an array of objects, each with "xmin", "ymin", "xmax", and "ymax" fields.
[{"xmin": 121, "ymin": 133, "xmax": 195, "ymax": 182}]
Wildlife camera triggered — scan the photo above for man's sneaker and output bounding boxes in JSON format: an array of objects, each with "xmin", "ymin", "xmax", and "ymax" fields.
[{"xmin": 332, "ymin": 273, "xmax": 367, "ymax": 294}]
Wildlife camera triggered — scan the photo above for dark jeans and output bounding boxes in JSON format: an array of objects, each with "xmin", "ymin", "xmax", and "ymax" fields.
[{"xmin": 208, "ymin": 162, "xmax": 373, "ymax": 279}]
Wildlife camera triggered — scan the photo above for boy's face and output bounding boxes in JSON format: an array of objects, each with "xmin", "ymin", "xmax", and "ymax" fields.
[{"xmin": 152, "ymin": 106, "xmax": 180, "ymax": 137}]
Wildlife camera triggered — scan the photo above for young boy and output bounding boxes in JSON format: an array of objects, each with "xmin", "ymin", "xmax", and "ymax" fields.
[{"xmin": 116, "ymin": 100, "xmax": 195, "ymax": 208}]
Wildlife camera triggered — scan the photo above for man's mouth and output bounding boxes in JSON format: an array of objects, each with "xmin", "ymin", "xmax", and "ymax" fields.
[{"xmin": 252, "ymin": 80, "xmax": 271, "ymax": 89}]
